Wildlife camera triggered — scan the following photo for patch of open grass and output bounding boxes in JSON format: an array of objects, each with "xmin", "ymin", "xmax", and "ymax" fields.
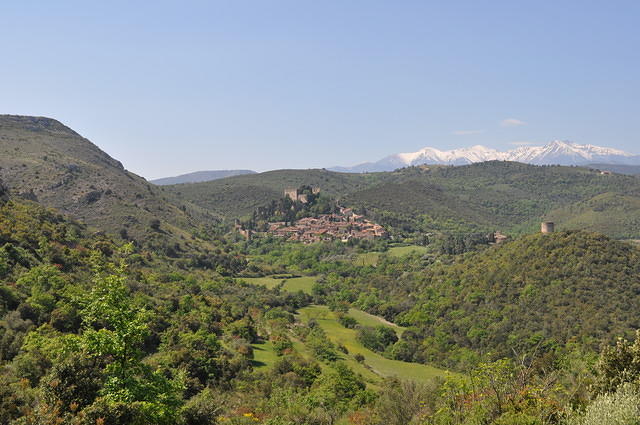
[
  {"xmin": 387, "ymin": 244, "xmax": 429, "ymax": 257},
  {"xmin": 347, "ymin": 308, "xmax": 404, "ymax": 336},
  {"xmin": 354, "ymin": 251, "xmax": 380, "ymax": 266},
  {"xmin": 298, "ymin": 305, "xmax": 446, "ymax": 383},
  {"xmin": 354, "ymin": 245, "xmax": 428, "ymax": 266},
  {"xmin": 242, "ymin": 275, "xmax": 317, "ymax": 294},
  {"xmin": 251, "ymin": 340, "xmax": 280, "ymax": 369}
]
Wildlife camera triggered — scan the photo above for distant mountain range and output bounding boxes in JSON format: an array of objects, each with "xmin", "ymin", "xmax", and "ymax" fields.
[
  {"xmin": 331, "ymin": 141, "xmax": 640, "ymax": 172},
  {"xmin": 151, "ymin": 169, "xmax": 256, "ymax": 185}
]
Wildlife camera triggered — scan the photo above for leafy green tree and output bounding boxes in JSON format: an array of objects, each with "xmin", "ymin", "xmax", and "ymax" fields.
[
  {"xmin": 79, "ymin": 247, "xmax": 183, "ymax": 422},
  {"xmin": 81, "ymin": 251, "xmax": 152, "ymax": 400},
  {"xmin": 17, "ymin": 264, "xmax": 66, "ymax": 323},
  {"xmin": 594, "ymin": 331, "xmax": 640, "ymax": 395},
  {"xmin": 310, "ymin": 363, "xmax": 367, "ymax": 412},
  {"xmin": 356, "ymin": 325, "xmax": 398, "ymax": 353}
]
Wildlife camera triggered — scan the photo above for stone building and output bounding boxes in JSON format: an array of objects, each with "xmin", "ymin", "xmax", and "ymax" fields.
[
  {"xmin": 283, "ymin": 187, "xmax": 320, "ymax": 204},
  {"xmin": 541, "ymin": 222, "xmax": 555, "ymax": 233}
]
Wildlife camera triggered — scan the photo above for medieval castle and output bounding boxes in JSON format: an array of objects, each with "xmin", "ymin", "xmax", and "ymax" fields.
[{"xmin": 284, "ymin": 187, "xmax": 320, "ymax": 204}]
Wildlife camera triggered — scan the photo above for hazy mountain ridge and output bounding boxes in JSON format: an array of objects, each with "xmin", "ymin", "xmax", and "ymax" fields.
[
  {"xmin": 151, "ymin": 169, "xmax": 256, "ymax": 185},
  {"xmin": 332, "ymin": 140, "xmax": 640, "ymax": 172}
]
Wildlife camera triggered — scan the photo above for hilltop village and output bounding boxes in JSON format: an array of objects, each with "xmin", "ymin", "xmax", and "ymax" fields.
[
  {"xmin": 268, "ymin": 206, "xmax": 388, "ymax": 243},
  {"xmin": 237, "ymin": 187, "xmax": 388, "ymax": 243}
]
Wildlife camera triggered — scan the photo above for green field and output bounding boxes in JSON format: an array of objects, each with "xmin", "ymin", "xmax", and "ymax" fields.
[
  {"xmin": 298, "ymin": 306, "xmax": 446, "ymax": 383},
  {"xmin": 388, "ymin": 245, "xmax": 429, "ymax": 256},
  {"xmin": 242, "ymin": 275, "xmax": 317, "ymax": 294},
  {"xmin": 346, "ymin": 308, "xmax": 404, "ymax": 336},
  {"xmin": 250, "ymin": 305, "xmax": 446, "ymax": 383},
  {"xmin": 355, "ymin": 245, "xmax": 429, "ymax": 266},
  {"xmin": 251, "ymin": 340, "xmax": 280, "ymax": 369}
]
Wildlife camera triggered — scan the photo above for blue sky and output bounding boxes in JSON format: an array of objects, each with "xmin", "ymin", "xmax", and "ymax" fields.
[{"xmin": 1, "ymin": 1, "xmax": 638, "ymax": 178}]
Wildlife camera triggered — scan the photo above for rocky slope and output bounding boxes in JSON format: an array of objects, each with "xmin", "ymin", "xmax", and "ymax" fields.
[{"xmin": 0, "ymin": 115, "xmax": 216, "ymax": 249}]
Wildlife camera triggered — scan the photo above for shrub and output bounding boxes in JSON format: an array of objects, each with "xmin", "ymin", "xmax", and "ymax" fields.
[
  {"xmin": 356, "ymin": 326, "xmax": 398, "ymax": 353},
  {"xmin": 306, "ymin": 328, "xmax": 338, "ymax": 362},
  {"xmin": 338, "ymin": 315, "xmax": 358, "ymax": 329},
  {"xmin": 569, "ymin": 384, "xmax": 640, "ymax": 425}
]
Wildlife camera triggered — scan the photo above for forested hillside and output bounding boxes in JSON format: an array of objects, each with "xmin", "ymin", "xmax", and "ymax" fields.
[
  {"xmin": 0, "ymin": 192, "xmax": 337, "ymax": 423},
  {"xmin": 304, "ymin": 231, "xmax": 640, "ymax": 369},
  {"xmin": 166, "ymin": 161, "xmax": 640, "ymax": 238},
  {"xmin": 163, "ymin": 168, "xmax": 378, "ymax": 218},
  {"xmin": 400, "ymin": 231, "xmax": 640, "ymax": 367},
  {"xmin": 5, "ymin": 185, "xmax": 640, "ymax": 423},
  {"xmin": 345, "ymin": 162, "xmax": 640, "ymax": 236},
  {"xmin": 545, "ymin": 193, "xmax": 640, "ymax": 239}
]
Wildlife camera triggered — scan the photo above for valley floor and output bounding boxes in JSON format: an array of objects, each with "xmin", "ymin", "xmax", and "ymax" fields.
[{"xmin": 252, "ymin": 305, "xmax": 447, "ymax": 385}]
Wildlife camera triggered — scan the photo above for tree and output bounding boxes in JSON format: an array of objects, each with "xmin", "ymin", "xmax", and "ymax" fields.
[
  {"xmin": 594, "ymin": 330, "xmax": 640, "ymax": 395},
  {"xmin": 310, "ymin": 363, "xmax": 367, "ymax": 412},
  {"xmin": 371, "ymin": 378, "xmax": 437, "ymax": 425},
  {"xmin": 79, "ymin": 246, "xmax": 183, "ymax": 422}
]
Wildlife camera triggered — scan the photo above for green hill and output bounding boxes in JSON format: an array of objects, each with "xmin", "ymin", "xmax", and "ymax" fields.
[
  {"xmin": 545, "ymin": 192, "xmax": 640, "ymax": 239},
  {"xmin": 0, "ymin": 115, "xmax": 216, "ymax": 250},
  {"xmin": 166, "ymin": 161, "xmax": 640, "ymax": 238},
  {"xmin": 395, "ymin": 231, "xmax": 640, "ymax": 367},
  {"xmin": 163, "ymin": 168, "xmax": 380, "ymax": 218}
]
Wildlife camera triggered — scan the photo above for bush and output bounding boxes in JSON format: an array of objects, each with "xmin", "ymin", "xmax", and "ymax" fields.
[
  {"xmin": 570, "ymin": 384, "xmax": 640, "ymax": 425},
  {"xmin": 306, "ymin": 328, "xmax": 338, "ymax": 362},
  {"xmin": 356, "ymin": 326, "xmax": 398, "ymax": 353},
  {"xmin": 181, "ymin": 389, "xmax": 223, "ymax": 425},
  {"xmin": 338, "ymin": 315, "xmax": 358, "ymax": 329},
  {"xmin": 271, "ymin": 333, "xmax": 293, "ymax": 355},
  {"xmin": 41, "ymin": 354, "xmax": 103, "ymax": 412}
]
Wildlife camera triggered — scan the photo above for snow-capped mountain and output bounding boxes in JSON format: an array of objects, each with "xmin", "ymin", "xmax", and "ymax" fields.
[{"xmin": 330, "ymin": 141, "xmax": 640, "ymax": 172}]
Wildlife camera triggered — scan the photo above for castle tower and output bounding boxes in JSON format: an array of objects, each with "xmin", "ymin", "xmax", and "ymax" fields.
[
  {"xmin": 284, "ymin": 188, "xmax": 298, "ymax": 200},
  {"xmin": 541, "ymin": 222, "xmax": 555, "ymax": 234}
]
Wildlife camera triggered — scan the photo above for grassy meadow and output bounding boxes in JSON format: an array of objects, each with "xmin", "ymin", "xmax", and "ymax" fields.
[{"xmin": 241, "ymin": 275, "xmax": 317, "ymax": 294}]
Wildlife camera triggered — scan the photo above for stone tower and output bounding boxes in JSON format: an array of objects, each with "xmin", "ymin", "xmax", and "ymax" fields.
[
  {"xmin": 541, "ymin": 222, "xmax": 555, "ymax": 233},
  {"xmin": 284, "ymin": 188, "xmax": 298, "ymax": 200}
]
